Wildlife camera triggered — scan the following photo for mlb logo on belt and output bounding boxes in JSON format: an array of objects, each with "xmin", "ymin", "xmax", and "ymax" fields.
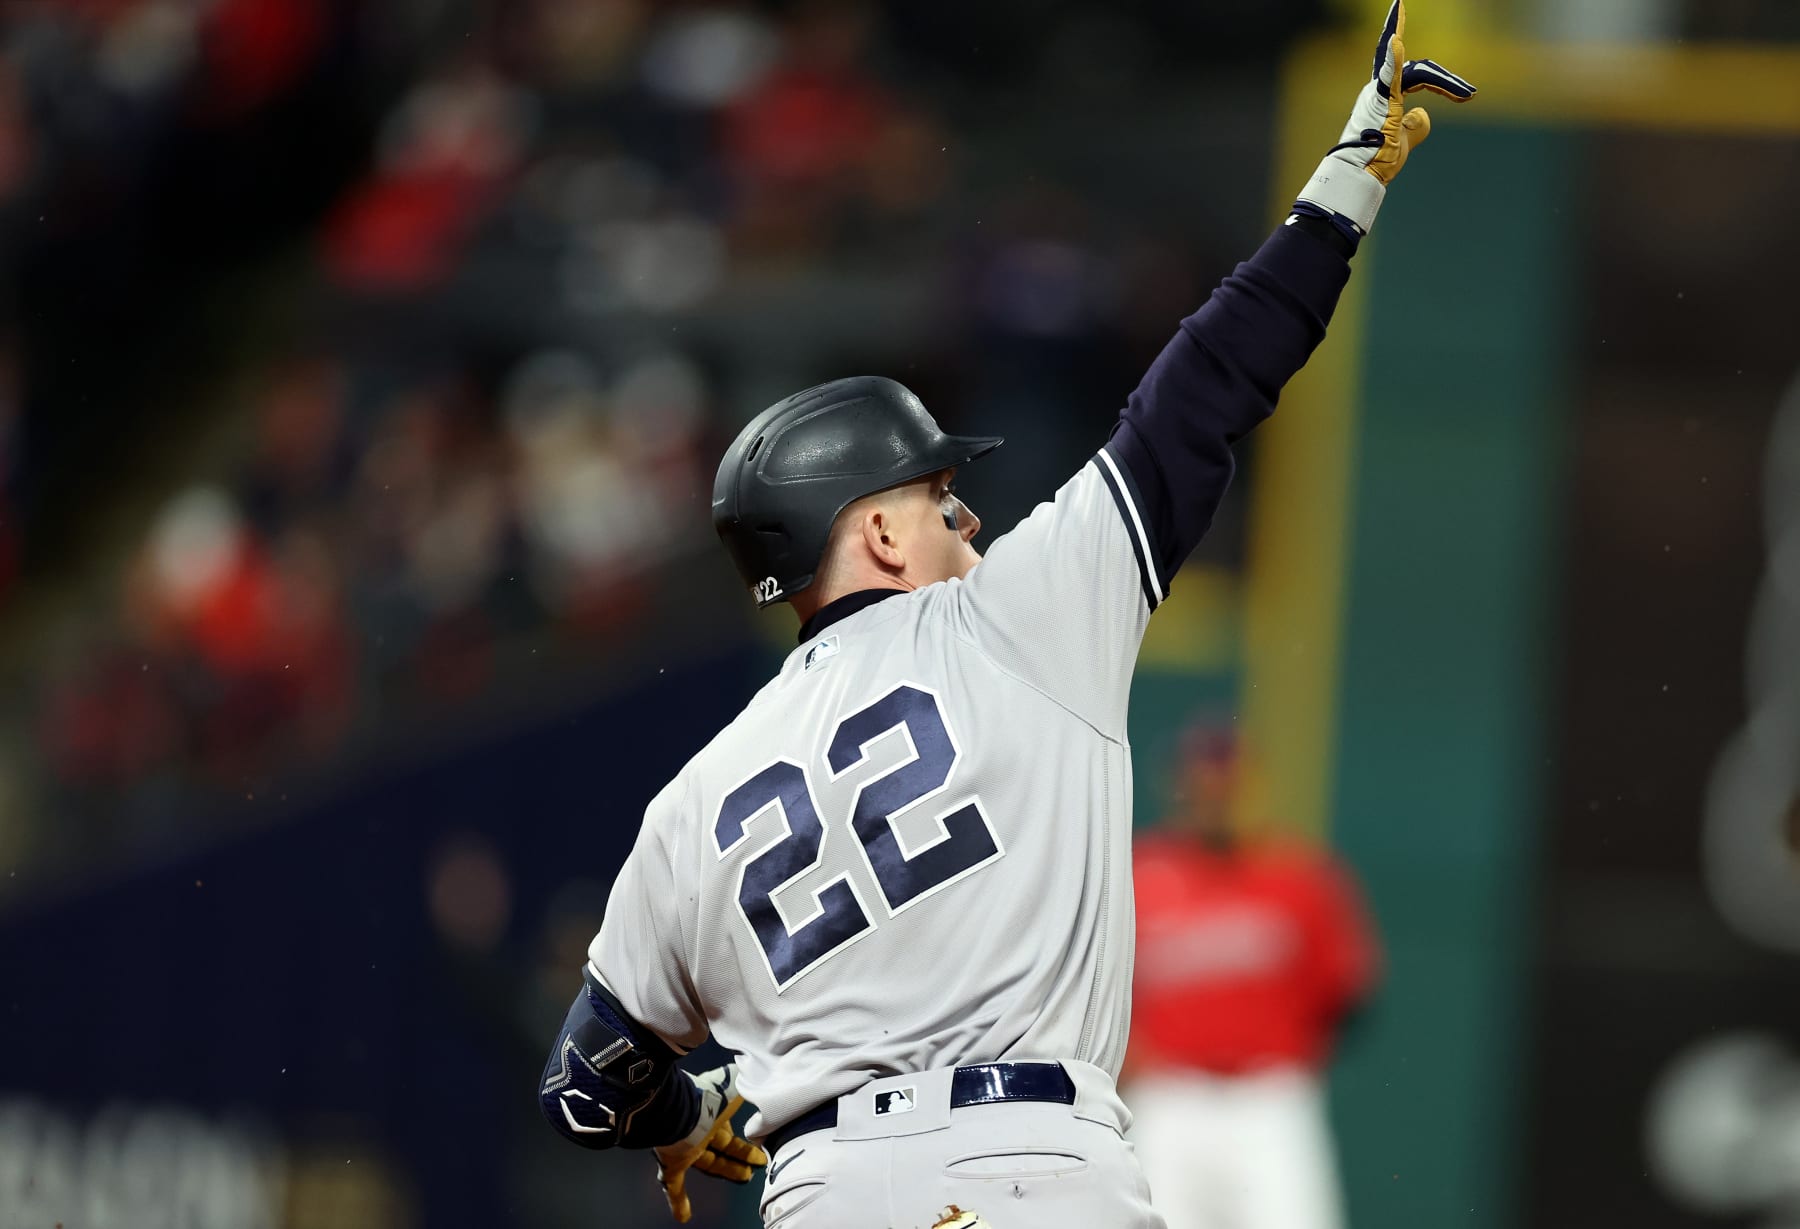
[{"xmin": 874, "ymin": 1087, "xmax": 916, "ymax": 1117}]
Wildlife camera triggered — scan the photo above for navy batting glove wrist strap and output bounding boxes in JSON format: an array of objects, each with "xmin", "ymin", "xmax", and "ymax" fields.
[{"xmin": 1285, "ymin": 203, "xmax": 1362, "ymax": 259}]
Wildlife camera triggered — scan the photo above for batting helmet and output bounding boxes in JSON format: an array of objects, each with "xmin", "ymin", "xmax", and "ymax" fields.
[{"xmin": 712, "ymin": 376, "xmax": 1002, "ymax": 608}]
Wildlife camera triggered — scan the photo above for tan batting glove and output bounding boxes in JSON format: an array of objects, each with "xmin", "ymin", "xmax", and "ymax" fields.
[
  {"xmin": 1297, "ymin": 0, "xmax": 1477, "ymax": 234},
  {"xmin": 653, "ymin": 1063, "xmax": 768, "ymax": 1223}
]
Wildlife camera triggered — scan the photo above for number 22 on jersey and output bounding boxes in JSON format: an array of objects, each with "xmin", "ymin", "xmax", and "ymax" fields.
[{"xmin": 712, "ymin": 683, "xmax": 1004, "ymax": 991}]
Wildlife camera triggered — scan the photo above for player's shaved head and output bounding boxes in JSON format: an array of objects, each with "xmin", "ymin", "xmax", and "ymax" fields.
[{"xmin": 797, "ymin": 469, "xmax": 981, "ymax": 619}]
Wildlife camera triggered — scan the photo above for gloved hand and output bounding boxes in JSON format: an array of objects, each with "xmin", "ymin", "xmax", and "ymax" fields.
[
  {"xmin": 1297, "ymin": 0, "xmax": 1477, "ymax": 235},
  {"xmin": 654, "ymin": 1063, "xmax": 768, "ymax": 1224}
]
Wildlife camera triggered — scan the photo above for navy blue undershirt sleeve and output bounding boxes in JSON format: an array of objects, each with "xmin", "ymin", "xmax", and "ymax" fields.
[{"xmin": 1102, "ymin": 219, "xmax": 1353, "ymax": 600}]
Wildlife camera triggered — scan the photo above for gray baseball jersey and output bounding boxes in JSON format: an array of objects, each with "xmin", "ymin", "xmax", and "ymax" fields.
[
  {"xmin": 584, "ymin": 209, "xmax": 1357, "ymax": 1151},
  {"xmin": 589, "ymin": 448, "xmax": 1158, "ymax": 1138}
]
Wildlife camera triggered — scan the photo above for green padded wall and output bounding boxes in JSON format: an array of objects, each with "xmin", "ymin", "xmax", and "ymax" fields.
[{"xmin": 1327, "ymin": 125, "xmax": 1575, "ymax": 1229}]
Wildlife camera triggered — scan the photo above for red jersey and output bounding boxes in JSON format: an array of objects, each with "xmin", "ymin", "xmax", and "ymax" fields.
[{"xmin": 1129, "ymin": 834, "xmax": 1378, "ymax": 1076}]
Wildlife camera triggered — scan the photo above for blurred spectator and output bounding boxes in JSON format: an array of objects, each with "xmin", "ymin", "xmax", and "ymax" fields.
[
  {"xmin": 238, "ymin": 356, "xmax": 352, "ymax": 534},
  {"xmin": 515, "ymin": 0, "xmax": 649, "ymax": 93},
  {"xmin": 195, "ymin": 0, "xmax": 327, "ymax": 120},
  {"xmin": 640, "ymin": 5, "xmax": 780, "ymax": 109},
  {"xmin": 723, "ymin": 0, "xmax": 947, "ymax": 258},
  {"xmin": 506, "ymin": 348, "xmax": 669, "ymax": 624},
  {"xmin": 1127, "ymin": 727, "xmax": 1379, "ymax": 1229},
  {"xmin": 325, "ymin": 68, "xmax": 536, "ymax": 291}
]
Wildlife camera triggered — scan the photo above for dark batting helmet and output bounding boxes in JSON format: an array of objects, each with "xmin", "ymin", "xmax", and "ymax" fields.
[{"xmin": 712, "ymin": 376, "xmax": 1002, "ymax": 608}]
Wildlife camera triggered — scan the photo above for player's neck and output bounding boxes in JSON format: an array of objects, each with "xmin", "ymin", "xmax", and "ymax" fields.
[
  {"xmin": 793, "ymin": 586, "xmax": 909, "ymax": 643},
  {"xmin": 795, "ymin": 571, "xmax": 911, "ymax": 618}
]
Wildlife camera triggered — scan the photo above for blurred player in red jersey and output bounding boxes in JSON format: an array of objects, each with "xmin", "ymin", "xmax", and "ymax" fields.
[{"xmin": 1127, "ymin": 727, "xmax": 1380, "ymax": 1229}]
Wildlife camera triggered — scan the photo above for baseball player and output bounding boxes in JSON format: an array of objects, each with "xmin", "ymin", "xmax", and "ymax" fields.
[
  {"xmin": 536, "ymin": 6, "xmax": 1473, "ymax": 1226},
  {"xmin": 1127, "ymin": 728, "xmax": 1379, "ymax": 1229}
]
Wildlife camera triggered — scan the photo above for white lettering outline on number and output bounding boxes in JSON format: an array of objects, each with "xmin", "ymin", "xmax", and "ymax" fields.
[
  {"xmin": 826, "ymin": 679, "xmax": 1005, "ymax": 921},
  {"xmin": 713, "ymin": 757, "xmax": 877, "ymax": 994}
]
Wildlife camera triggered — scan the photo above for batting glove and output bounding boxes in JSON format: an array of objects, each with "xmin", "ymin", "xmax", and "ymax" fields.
[
  {"xmin": 1297, "ymin": 0, "xmax": 1477, "ymax": 235},
  {"xmin": 653, "ymin": 1063, "xmax": 768, "ymax": 1224}
]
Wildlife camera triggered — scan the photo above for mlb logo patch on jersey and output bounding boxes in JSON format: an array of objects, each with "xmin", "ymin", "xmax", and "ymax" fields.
[
  {"xmin": 874, "ymin": 1087, "xmax": 916, "ymax": 1117},
  {"xmin": 804, "ymin": 635, "xmax": 840, "ymax": 671}
]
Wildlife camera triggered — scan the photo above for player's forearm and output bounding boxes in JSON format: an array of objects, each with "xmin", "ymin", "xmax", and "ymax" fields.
[{"xmin": 1105, "ymin": 220, "xmax": 1352, "ymax": 583}]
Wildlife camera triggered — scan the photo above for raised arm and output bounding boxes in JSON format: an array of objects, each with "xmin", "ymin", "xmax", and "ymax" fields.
[
  {"xmin": 1108, "ymin": 0, "xmax": 1477, "ymax": 594},
  {"xmin": 958, "ymin": 1, "xmax": 1474, "ymax": 735}
]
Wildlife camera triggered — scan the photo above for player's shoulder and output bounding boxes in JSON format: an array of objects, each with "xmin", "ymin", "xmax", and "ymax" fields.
[
  {"xmin": 954, "ymin": 451, "xmax": 1155, "ymax": 622},
  {"xmin": 971, "ymin": 455, "xmax": 1118, "ymax": 556},
  {"xmin": 630, "ymin": 716, "xmax": 767, "ymax": 858},
  {"xmin": 637, "ymin": 699, "xmax": 778, "ymax": 825},
  {"xmin": 663, "ymin": 707, "xmax": 765, "ymax": 792}
]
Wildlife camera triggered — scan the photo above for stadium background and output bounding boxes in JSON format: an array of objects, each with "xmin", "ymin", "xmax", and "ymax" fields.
[{"xmin": 1, "ymin": 0, "xmax": 1797, "ymax": 1225}]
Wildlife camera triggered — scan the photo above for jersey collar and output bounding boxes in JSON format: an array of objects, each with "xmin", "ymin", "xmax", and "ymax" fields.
[{"xmin": 796, "ymin": 588, "xmax": 908, "ymax": 644}]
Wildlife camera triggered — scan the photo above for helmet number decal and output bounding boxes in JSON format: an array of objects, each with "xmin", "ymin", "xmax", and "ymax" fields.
[{"xmin": 752, "ymin": 576, "xmax": 784, "ymax": 604}]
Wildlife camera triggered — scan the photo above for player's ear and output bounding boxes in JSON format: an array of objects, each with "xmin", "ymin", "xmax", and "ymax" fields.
[{"xmin": 863, "ymin": 503, "xmax": 906, "ymax": 572}]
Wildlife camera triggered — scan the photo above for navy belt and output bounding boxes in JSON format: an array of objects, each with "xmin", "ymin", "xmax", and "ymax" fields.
[{"xmin": 764, "ymin": 1062, "xmax": 1076, "ymax": 1158}]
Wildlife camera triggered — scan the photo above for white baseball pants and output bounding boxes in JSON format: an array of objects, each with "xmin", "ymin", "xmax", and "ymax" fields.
[
  {"xmin": 759, "ymin": 1063, "xmax": 1165, "ymax": 1229},
  {"xmin": 1126, "ymin": 1067, "xmax": 1347, "ymax": 1229}
]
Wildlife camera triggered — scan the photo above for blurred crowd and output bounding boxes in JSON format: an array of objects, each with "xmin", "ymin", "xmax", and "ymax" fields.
[
  {"xmin": 323, "ymin": 0, "xmax": 950, "ymax": 289},
  {"xmin": 23, "ymin": 0, "xmax": 943, "ymax": 835},
  {"xmin": 36, "ymin": 344, "xmax": 714, "ymax": 801},
  {"xmin": 8, "ymin": 0, "xmax": 1269, "ymax": 858}
]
